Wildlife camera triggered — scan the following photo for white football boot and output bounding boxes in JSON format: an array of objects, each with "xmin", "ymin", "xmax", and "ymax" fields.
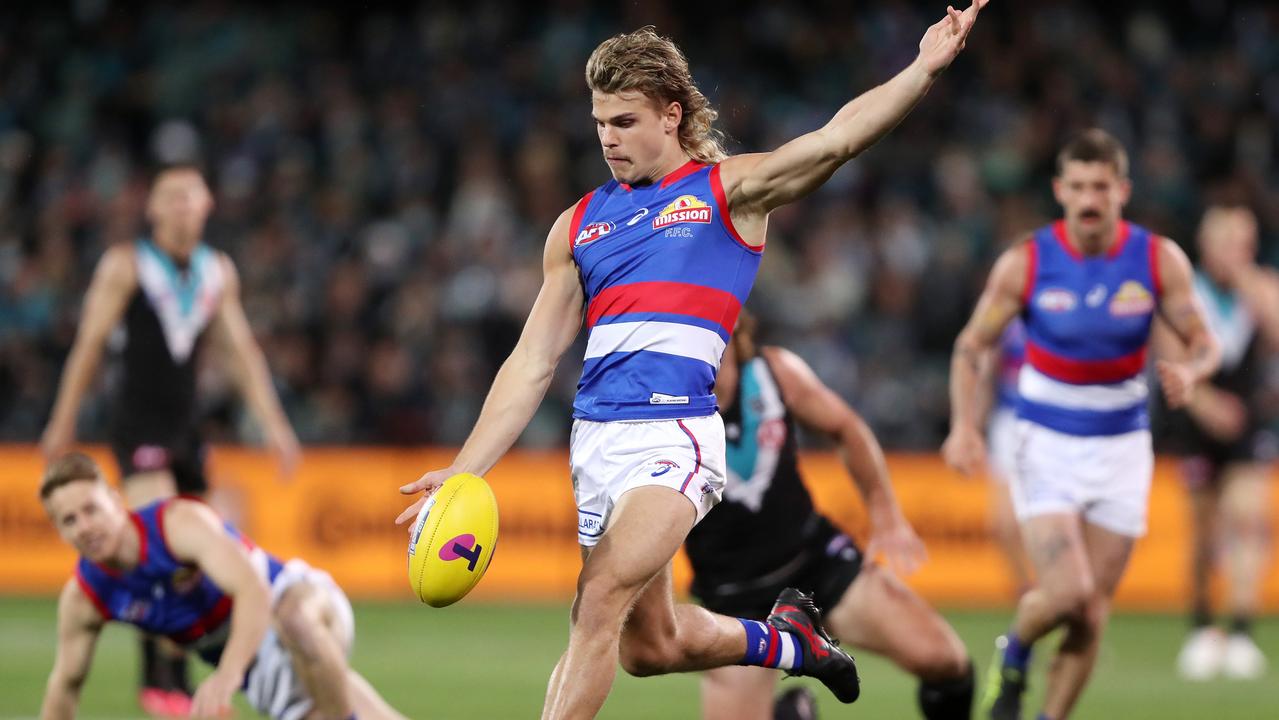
[
  {"xmin": 1176, "ymin": 627, "xmax": 1226, "ymax": 680},
  {"xmin": 1221, "ymin": 633, "xmax": 1267, "ymax": 679}
]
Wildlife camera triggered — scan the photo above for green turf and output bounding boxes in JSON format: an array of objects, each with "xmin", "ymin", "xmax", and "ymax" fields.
[{"xmin": 1, "ymin": 597, "xmax": 1275, "ymax": 718}]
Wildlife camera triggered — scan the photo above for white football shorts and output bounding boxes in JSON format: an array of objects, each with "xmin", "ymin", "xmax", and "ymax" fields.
[
  {"xmin": 242, "ymin": 558, "xmax": 356, "ymax": 720},
  {"xmin": 1009, "ymin": 419, "xmax": 1154, "ymax": 537},
  {"xmin": 986, "ymin": 406, "xmax": 1019, "ymax": 485},
  {"xmin": 570, "ymin": 414, "xmax": 727, "ymax": 547}
]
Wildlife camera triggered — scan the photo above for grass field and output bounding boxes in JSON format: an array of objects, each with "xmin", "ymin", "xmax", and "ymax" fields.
[{"xmin": 1, "ymin": 597, "xmax": 1275, "ymax": 719}]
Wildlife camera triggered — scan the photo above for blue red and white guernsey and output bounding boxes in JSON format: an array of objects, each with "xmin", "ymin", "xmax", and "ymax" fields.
[
  {"xmin": 570, "ymin": 159, "xmax": 762, "ymax": 421},
  {"xmin": 74, "ymin": 499, "xmax": 283, "ymax": 663},
  {"xmin": 1016, "ymin": 220, "xmax": 1162, "ymax": 436}
]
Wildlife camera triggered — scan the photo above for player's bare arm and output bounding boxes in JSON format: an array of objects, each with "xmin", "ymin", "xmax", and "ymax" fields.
[
  {"xmin": 39, "ymin": 579, "xmax": 105, "ymax": 720},
  {"xmin": 1153, "ymin": 238, "xmax": 1221, "ymax": 409},
  {"xmin": 162, "ymin": 499, "xmax": 272, "ymax": 718},
  {"xmin": 397, "ymin": 205, "xmax": 586, "ymax": 523},
  {"xmin": 40, "ymin": 244, "xmax": 138, "ymax": 459},
  {"xmin": 210, "ymin": 253, "xmax": 301, "ymax": 476},
  {"xmin": 763, "ymin": 346, "xmax": 927, "ymax": 576},
  {"xmin": 943, "ymin": 241, "xmax": 1028, "ymax": 475},
  {"xmin": 1235, "ymin": 265, "xmax": 1279, "ymax": 348},
  {"xmin": 717, "ymin": 0, "xmax": 988, "ymax": 233}
]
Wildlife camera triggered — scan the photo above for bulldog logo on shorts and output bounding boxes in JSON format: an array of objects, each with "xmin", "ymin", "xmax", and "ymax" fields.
[{"xmin": 650, "ymin": 459, "xmax": 680, "ymax": 477}]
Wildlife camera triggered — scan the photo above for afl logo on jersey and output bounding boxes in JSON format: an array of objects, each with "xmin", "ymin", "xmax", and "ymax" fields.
[
  {"xmin": 576, "ymin": 221, "xmax": 615, "ymax": 247},
  {"xmin": 1108, "ymin": 280, "xmax": 1154, "ymax": 316},
  {"xmin": 652, "ymin": 195, "xmax": 711, "ymax": 229},
  {"xmin": 1035, "ymin": 288, "xmax": 1078, "ymax": 312}
]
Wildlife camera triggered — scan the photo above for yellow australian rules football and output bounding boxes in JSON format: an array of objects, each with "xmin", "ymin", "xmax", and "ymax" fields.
[{"xmin": 406, "ymin": 473, "xmax": 499, "ymax": 607}]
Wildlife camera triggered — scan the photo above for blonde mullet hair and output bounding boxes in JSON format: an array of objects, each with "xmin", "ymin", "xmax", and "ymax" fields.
[{"xmin": 586, "ymin": 26, "xmax": 728, "ymax": 165}]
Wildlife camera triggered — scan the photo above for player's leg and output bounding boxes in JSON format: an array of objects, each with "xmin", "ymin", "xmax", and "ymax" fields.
[
  {"xmin": 345, "ymin": 670, "xmax": 409, "ymax": 720},
  {"xmin": 1038, "ymin": 521, "xmax": 1133, "ymax": 719},
  {"xmin": 700, "ymin": 661, "xmax": 780, "ymax": 720},
  {"xmin": 274, "ymin": 579, "xmax": 356, "ymax": 718},
  {"xmin": 1218, "ymin": 462, "xmax": 1271, "ymax": 678},
  {"xmin": 1177, "ymin": 457, "xmax": 1225, "ymax": 680},
  {"xmin": 981, "ymin": 512, "xmax": 1093, "ymax": 720},
  {"xmin": 824, "ymin": 563, "xmax": 973, "ymax": 719},
  {"xmin": 543, "ymin": 486, "xmax": 737, "ymax": 719},
  {"xmin": 989, "ymin": 480, "xmax": 1032, "ymax": 595}
]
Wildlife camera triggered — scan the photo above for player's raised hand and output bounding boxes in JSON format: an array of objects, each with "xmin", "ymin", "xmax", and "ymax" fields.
[
  {"xmin": 867, "ymin": 514, "xmax": 929, "ymax": 577},
  {"xmin": 1157, "ymin": 359, "xmax": 1197, "ymax": 409},
  {"xmin": 267, "ymin": 422, "xmax": 301, "ymax": 481},
  {"xmin": 941, "ymin": 423, "xmax": 987, "ymax": 476},
  {"xmin": 917, "ymin": 0, "xmax": 989, "ymax": 77},
  {"xmin": 396, "ymin": 467, "xmax": 453, "ymax": 525}
]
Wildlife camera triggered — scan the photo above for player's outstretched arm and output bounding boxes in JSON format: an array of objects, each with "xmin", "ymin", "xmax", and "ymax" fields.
[
  {"xmin": 162, "ymin": 499, "xmax": 272, "ymax": 718},
  {"xmin": 763, "ymin": 346, "xmax": 927, "ymax": 575},
  {"xmin": 40, "ymin": 579, "xmax": 105, "ymax": 720},
  {"xmin": 943, "ymin": 241, "xmax": 1026, "ymax": 476},
  {"xmin": 210, "ymin": 254, "xmax": 301, "ymax": 477},
  {"xmin": 40, "ymin": 245, "xmax": 137, "ymax": 460},
  {"xmin": 718, "ymin": 1, "xmax": 988, "ymax": 218},
  {"xmin": 397, "ymin": 204, "xmax": 586, "ymax": 523},
  {"xmin": 1153, "ymin": 238, "xmax": 1221, "ymax": 409}
]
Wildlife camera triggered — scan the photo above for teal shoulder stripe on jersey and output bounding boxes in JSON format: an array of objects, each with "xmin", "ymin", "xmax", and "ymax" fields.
[
  {"xmin": 139, "ymin": 238, "xmax": 206, "ymax": 317},
  {"xmin": 726, "ymin": 359, "xmax": 763, "ymax": 482}
]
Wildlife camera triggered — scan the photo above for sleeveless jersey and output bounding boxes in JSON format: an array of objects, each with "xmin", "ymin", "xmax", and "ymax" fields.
[
  {"xmin": 570, "ymin": 160, "xmax": 762, "ymax": 421},
  {"xmin": 685, "ymin": 354, "xmax": 816, "ymax": 584},
  {"xmin": 995, "ymin": 317, "xmax": 1026, "ymax": 409},
  {"xmin": 74, "ymin": 500, "xmax": 283, "ymax": 661},
  {"xmin": 116, "ymin": 238, "xmax": 225, "ymax": 432},
  {"xmin": 1193, "ymin": 271, "xmax": 1261, "ymax": 396},
  {"xmin": 1017, "ymin": 221, "xmax": 1160, "ymax": 436}
]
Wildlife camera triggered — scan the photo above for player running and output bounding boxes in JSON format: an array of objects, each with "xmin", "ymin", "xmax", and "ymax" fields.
[
  {"xmin": 689, "ymin": 311, "xmax": 974, "ymax": 720},
  {"xmin": 40, "ymin": 162, "xmax": 300, "ymax": 715},
  {"xmin": 942, "ymin": 128, "xmax": 1220, "ymax": 720},
  {"xmin": 38, "ymin": 452, "xmax": 404, "ymax": 720},
  {"xmin": 1158, "ymin": 206, "xmax": 1279, "ymax": 680},
  {"xmin": 397, "ymin": 4, "xmax": 988, "ymax": 718}
]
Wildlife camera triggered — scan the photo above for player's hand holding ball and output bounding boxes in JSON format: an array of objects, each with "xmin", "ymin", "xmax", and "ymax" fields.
[
  {"xmin": 401, "ymin": 472, "xmax": 499, "ymax": 607},
  {"xmin": 397, "ymin": 467, "xmax": 454, "ymax": 526}
]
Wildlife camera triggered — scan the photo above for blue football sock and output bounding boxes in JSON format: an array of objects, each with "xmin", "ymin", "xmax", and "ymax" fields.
[
  {"xmin": 737, "ymin": 618, "xmax": 803, "ymax": 670},
  {"xmin": 1003, "ymin": 632, "xmax": 1032, "ymax": 672}
]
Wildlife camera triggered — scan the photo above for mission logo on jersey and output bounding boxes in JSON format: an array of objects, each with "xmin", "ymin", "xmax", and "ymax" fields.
[
  {"xmin": 1108, "ymin": 280, "xmax": 1154, "ymax": 316},
  {"xmin": 652, "ymin": 195, "xmax": 711, "ymax": 229}
]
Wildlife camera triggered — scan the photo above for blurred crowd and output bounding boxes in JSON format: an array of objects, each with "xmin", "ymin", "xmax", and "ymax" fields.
[{"xmin": 2, "ymin": 0, "xmax": 1278, "ymax": 449}]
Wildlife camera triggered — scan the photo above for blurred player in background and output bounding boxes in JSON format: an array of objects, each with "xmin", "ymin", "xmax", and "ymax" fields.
[
  {"xmin": 979, "ymin": 319, "xmax": 1034, "ymax": 596},
  {"xmin": 39, "ymin": 163, "xmax": 300, "ymax": 716},
  {"xmin": 943, "ymin": 129, "xmax": 1220, "ymax": 720},
  {"xmin": 38, "ymin": 452, "xmax": 404, "ymax": 720},
  {"xmin": 398, "ymin": 3, "xmax": 988, "ymax": 718},
  {"xmin": 688, "ymin": 311, "xmax": 973, "ymax": 720},
  {"xmin": 1156, "ymin": 206, "xmax": 1279, "ymax": 680}
]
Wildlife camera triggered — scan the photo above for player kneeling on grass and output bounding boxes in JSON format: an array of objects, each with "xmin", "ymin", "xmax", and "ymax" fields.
[
  {"xmin": 38, "ymin": 452, "xmax": 405, "ymax": 720},
  {"xmin": 690, "ymin": 312, "xmax": 973, "ymax": 720}
]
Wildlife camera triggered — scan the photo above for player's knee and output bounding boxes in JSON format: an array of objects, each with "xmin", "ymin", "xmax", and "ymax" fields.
[
  {"xmin": 275, "ymin": 592, "xmax": 326, "ymax": 657},
  {"xmin": 1051, "ymin": 578, "xmax": 1096, "ymax": 622},
  {"xmin": 911, "ymin": 641, "xmax": 971, "ymax": 681},
  {"xmin": 618, "ymin": 635, "xmax": 680, "ymax": 678},
  {"xmin": 570, "ymin": 575, "xmax": 635, "ymax": 628}
]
